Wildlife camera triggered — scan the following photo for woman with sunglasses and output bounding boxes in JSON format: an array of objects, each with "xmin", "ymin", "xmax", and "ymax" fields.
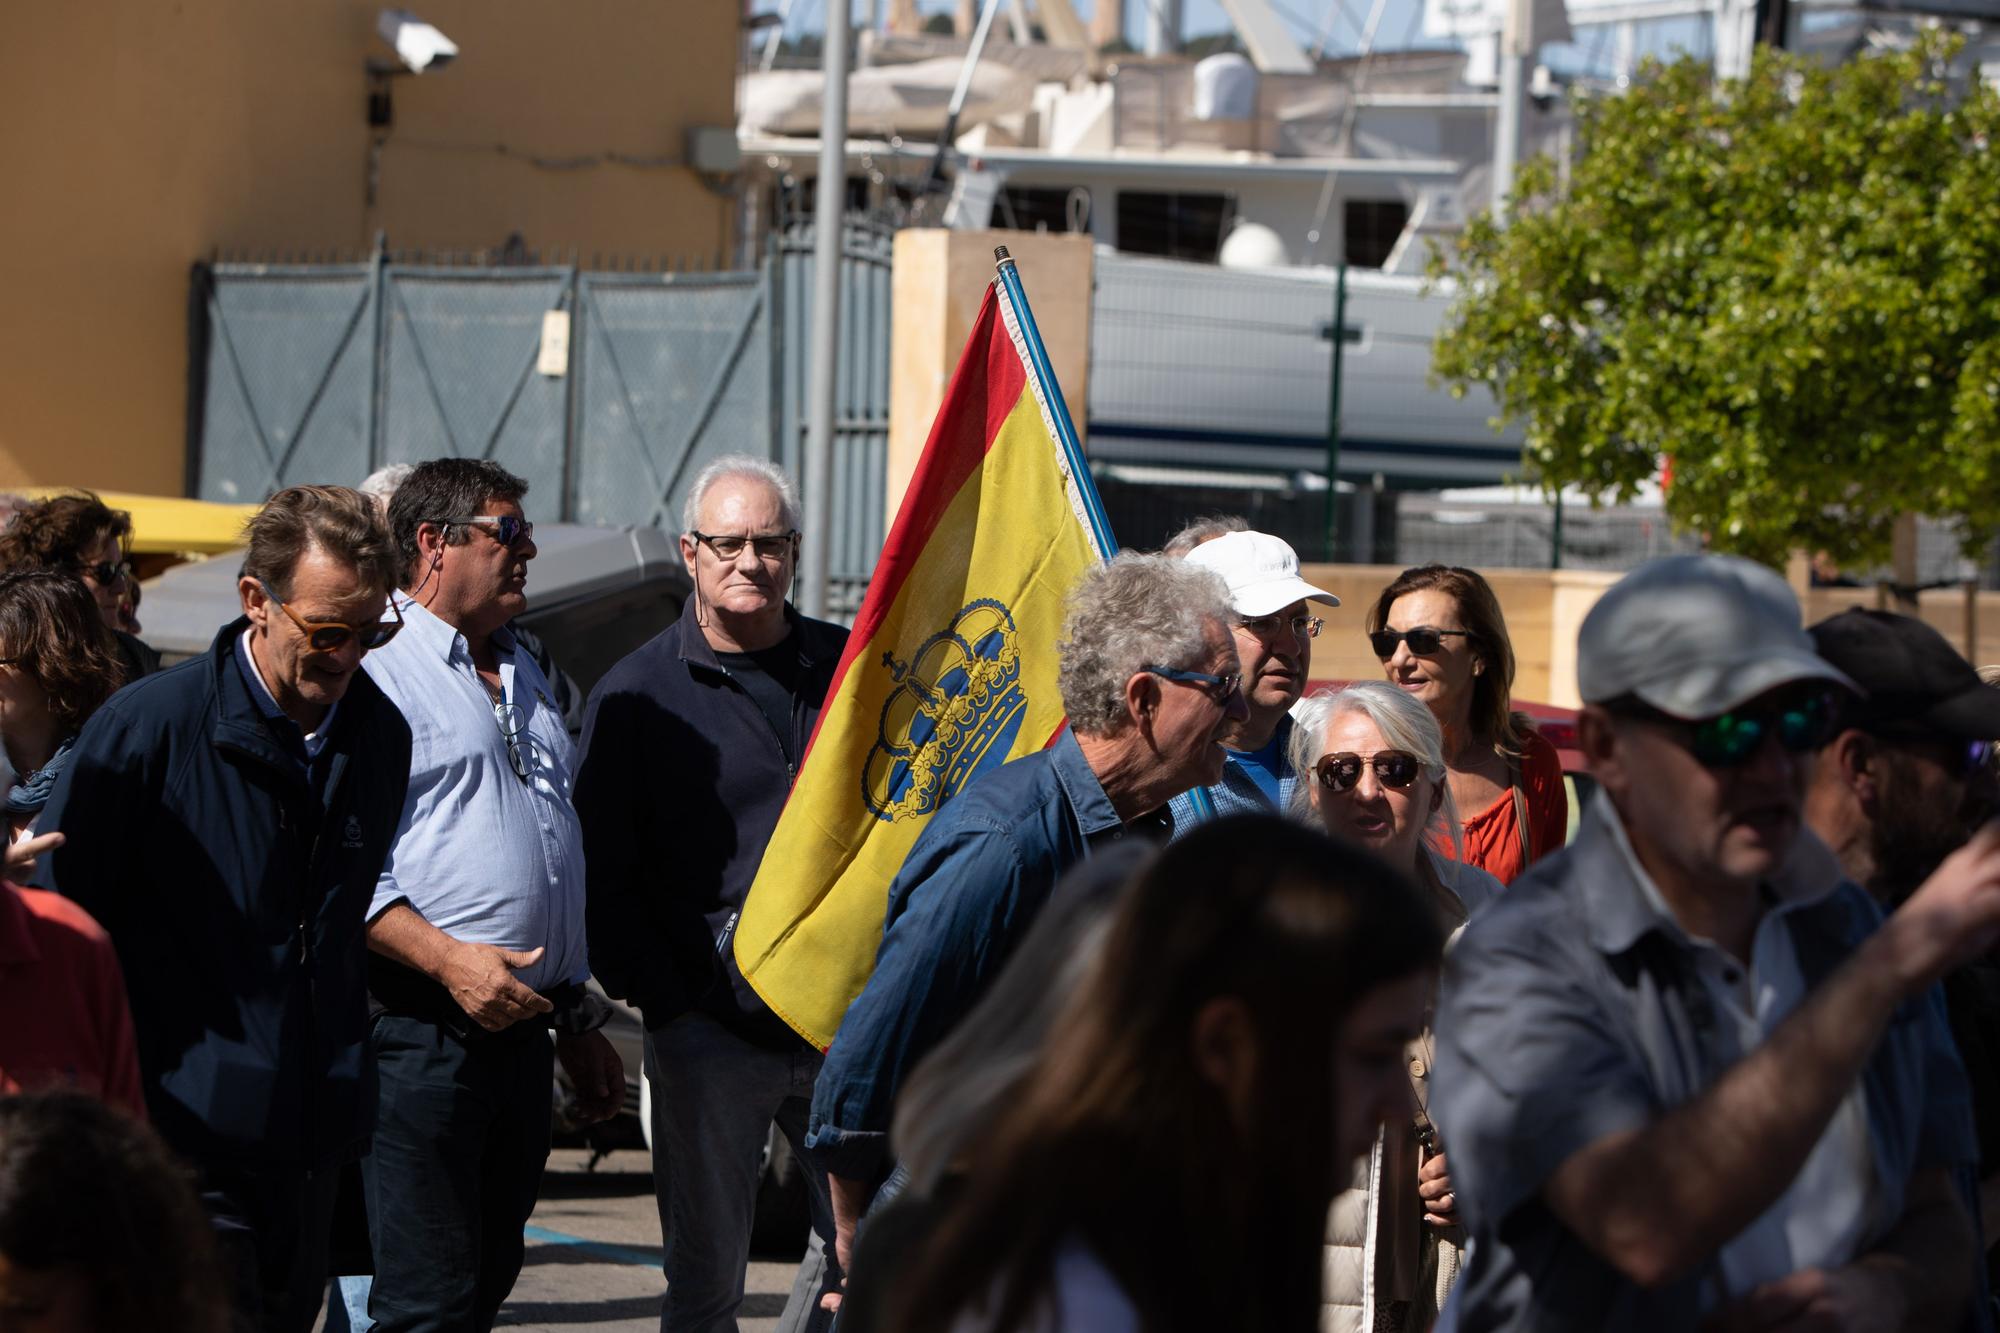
[
  {"xmin": 1366, "ymin": 564, "xmax": 1565, "ymax": 884},
  {"xmin": 0, "ymin": 490, "xmax": 160, "ymax": 683},
  {"xmin": 1289, "ymin": 681, "xmax": 1502, "ymax": 1333}
]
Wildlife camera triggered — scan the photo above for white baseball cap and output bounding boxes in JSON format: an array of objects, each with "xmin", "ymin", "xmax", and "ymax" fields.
[{"xmin": 1184, "ymin": 530, "xmax": 1339, "ymax": 618}]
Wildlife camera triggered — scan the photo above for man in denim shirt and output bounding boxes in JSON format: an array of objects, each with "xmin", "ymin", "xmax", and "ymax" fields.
[
  {"xmin": 807, "ymin": 553, "xmax": 1244, "ymax": 1294},
  {"xmin": 1434, "ymin": 555, "xmax": 2000, "ymax": 1332}
]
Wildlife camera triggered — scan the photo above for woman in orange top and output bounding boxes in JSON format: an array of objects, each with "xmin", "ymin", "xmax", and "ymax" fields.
[{"xmin": 1366, "ymin": 565, "xmax": 1566, "ymax": 884}]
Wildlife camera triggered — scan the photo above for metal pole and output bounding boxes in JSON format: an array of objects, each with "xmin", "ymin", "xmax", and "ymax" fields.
[
  {"xmin": 801, "ymin": 0, "xmax": 851, "ymax": 619},
  {"xmin": 1324, "ymin": 261, "xmax": 1348, "ymax": 562},
  {"xmin": 1492, "ymin": 0, "xmax": 1531, "ymax": 220}
]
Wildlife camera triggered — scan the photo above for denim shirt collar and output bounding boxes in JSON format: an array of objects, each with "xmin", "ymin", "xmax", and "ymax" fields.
[
  {"xmin": 1575, "ymin": 789, "xmax": 1844, "ymax": 957},
  {"xmin": 1049, "ymin": 728, "xmax": 1126, "ymax": 839}
]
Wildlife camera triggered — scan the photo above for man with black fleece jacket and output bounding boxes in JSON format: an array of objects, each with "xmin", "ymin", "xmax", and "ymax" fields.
[{"xmin": 576, "ymin": 455, "xmax": 847, "ymax": 1333}]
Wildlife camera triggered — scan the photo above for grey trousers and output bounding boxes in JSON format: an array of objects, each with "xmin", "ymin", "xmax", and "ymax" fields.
[{"xmin": 647, "ymin": 1011, "xmax": 836, "ymax": 1333}]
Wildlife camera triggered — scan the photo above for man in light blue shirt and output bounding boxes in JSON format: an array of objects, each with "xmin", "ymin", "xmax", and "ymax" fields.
[{"xmin": 359, "ymin": 458, "xmax": 623, "ymax": 1333}]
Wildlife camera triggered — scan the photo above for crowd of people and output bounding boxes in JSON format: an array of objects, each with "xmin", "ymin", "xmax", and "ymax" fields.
[{"xmin": 1, "ymin": 461, "xmax": 1998, "ymax": 1333}]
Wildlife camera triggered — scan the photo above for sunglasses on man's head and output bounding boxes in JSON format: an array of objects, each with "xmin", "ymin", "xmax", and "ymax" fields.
[
  {"xmin": 1369, "ymin": 627, "xmax": 1473, "ymax": 659},
  {"xmin": 1608, "ymin": 688, "xmax": 1843, "ymax": 768},
  {"xmin": 258, "ymin": 579, "xmax": 405, "ymax": 653},
  {"xmin": 1315, "ymin": 749, "xmax": 1424, "ymax": 792}
]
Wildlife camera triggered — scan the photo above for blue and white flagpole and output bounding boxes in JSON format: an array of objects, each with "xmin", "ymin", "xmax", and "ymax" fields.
[{"xmin": 993, "ymin": 247, "xmax": 1222, "ymax": 824}]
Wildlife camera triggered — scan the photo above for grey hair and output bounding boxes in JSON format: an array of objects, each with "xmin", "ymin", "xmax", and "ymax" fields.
[
  {"xmin": 358, "ymin": 463, "xmax": 415, "ymax": 501},
  {"xmin": 1058, "ymin": 553, "xmax": 1233, "ymax": 735},
  {"xmin": 890, "ymin": 843, "xmax": 1147, "ymax": 1193},
  {"xmin": 1160, "ymin": 513, "xmax": 1249, "ymax": 558},
  {"xmin": 681, "ymin": 454, "xmax": 801, "ymax": 535},
  {"xmin": 1288, "ymin": 681, "xmax": 1463, "ymax": 862},
  {"xmin": 1979, "ymin": 665, "xmax": 2000, "ymax": 689}
]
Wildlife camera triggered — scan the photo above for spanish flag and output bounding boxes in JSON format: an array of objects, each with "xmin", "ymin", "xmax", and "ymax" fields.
[{"xmin": 733, "ymin": 256, "xmax": 1106, "ymax": 1051}]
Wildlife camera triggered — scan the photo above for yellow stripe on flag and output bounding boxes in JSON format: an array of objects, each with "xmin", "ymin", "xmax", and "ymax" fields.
[{"xmin": 733, "ymin": 286, "xmax": 1098, "ymax": 1050}]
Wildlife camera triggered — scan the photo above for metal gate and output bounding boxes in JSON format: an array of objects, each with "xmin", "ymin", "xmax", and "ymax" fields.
[{"xmin": 187, "ymin": 220, "xmax": 893, "ymax": 610}]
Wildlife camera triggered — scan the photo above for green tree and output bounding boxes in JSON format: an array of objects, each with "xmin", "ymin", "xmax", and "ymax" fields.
[{"xmin": 1429, "ymin": 33, "xmax": 2000, "ymax": 569}]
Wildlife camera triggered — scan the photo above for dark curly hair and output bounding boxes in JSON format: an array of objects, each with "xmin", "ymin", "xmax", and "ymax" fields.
[
  {"xmin": 0, "ymin": 570, "xmax": 125, "ymax": 734},
  {"xmin": 0, "ymin": 491, "xmax": 131, "ymax": 573},
  {"xmin": 0, "ymin": 1090, "xmax": 227, "ymax": 1332}
]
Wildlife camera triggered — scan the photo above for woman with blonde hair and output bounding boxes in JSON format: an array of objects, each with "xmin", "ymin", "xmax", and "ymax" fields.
[{"xmin": 1290, "ymin": 681, "xmax": 1502, "ymax": 1332}]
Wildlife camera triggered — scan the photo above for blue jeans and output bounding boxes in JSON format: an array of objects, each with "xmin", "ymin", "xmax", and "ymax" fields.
[
  {"xmin": 361, "ymin": 1014, "xmax": 554, "ymax": 1332},
  {"xmin": 648, "ymin": 1011, "xmax": 835, "ymax": 1333},
  {"xmin": 323, "ymin": 1276, "xmax": 374, "ymax": 1332}
]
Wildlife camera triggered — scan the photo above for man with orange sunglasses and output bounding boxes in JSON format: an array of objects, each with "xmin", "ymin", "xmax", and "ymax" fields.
[{"xmin": 34, "ymin": 484, "xmax": 413, "ymax": 1333}]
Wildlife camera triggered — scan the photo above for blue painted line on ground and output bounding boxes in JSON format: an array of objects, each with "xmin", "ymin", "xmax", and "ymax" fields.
[{"xmin": 522, "ymin": 1224, "xmax": 661, "ymax": 1270}]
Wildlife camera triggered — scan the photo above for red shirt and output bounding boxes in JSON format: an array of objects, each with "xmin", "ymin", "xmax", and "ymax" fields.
[
  {"xmin": 0, "ymin": 880, "xmax": 145, "ymax": 1117},
  {"xmin": 1457, "ymin": 727, "xmax": 1569, "ymax": 886}
]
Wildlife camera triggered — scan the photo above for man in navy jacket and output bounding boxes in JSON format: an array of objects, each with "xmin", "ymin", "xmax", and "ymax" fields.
[
  {"xmin": 577, "ymin": 456, "xmax": 847, "ymax": 1333},
  {"xmin": 36, "ymin": 485, "xmax": 411, "ymax": 1333}
]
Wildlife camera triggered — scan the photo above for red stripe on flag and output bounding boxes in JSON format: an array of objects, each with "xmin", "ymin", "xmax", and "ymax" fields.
[{"xmin": 795, "ymin": 286, "xmax": 1028, "ymax": 762}]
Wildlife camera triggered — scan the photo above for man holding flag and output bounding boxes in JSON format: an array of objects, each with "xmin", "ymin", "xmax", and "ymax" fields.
[{"xmin": 806, "ymin": 552, "xmax": 1243, "ymax": 1276}]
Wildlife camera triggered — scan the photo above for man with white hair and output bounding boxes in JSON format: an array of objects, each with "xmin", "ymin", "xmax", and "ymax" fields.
[
  {"xmin": 1434, "ymin": 554, "xmax": 1999, "ymax": 1332},
  {"xmin": 576, "ymin": 454, "xmax": 850, "ymax": 1333},
  {"xmin": 1170, "ymin": 528, "xmax": 1338, "ymax": 825},
  {"xmin": 807, "ymin": 552, "xmax": 1245, "ymax": 1297}
]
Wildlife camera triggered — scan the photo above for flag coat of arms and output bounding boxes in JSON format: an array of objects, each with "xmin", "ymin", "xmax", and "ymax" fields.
[{"xmin": 733, "ymin": 265, "xmax": 1102, "ymax": 1051}]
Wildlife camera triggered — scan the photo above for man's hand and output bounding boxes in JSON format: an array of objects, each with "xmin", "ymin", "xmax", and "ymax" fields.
[
  {"xmin": 1701, "ymin": 1264, "xmax": 1909, "ymax": 1333},
  {"xmin": 440, "ymin": 941, "xmax": 553, "ymax": 1032},
  {"xmin": 555, "ymin": 1030, "xmax": 623, "ymax": 1123},
  {"xmin": 5, "ymin": 828, "xmax": 61, "ymax": 881},
  {"xmin": 1418, "ymin": 1149, "xmax": 1459, "ymax": 1229},
  {"xmin": 818, "ymin": 1172, "xmax": 872, "ymax": 1313},
  {"xmin": 1880, "ymin": 820, "xmax": 2000, "ymax": 992}
]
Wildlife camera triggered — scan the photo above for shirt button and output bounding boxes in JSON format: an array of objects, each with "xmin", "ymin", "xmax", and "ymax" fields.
[{"xmin": 1409, "ymin": 1056, "xmax": 1427, "ymax": 1078}]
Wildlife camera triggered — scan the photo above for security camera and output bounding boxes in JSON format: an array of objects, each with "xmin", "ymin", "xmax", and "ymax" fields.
[{"xmin": 376, "ymin": 8, "xmax": 458, "ymax": 74}]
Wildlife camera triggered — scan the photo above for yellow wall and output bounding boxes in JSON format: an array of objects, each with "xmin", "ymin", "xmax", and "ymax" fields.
[{"xmin": 1, "ymin": 0, "xmax": 737, "ymax": 495}]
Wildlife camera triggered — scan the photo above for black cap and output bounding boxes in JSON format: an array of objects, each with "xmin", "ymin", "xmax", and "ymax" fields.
[{"xmin": 1808, "ymin": 609, "xmax": 2000, "ymax": 743}]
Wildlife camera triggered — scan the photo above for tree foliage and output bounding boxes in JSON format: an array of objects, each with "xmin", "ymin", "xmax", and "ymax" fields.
[{"xmin": 1429, "ymin": 33, "xmax": 2000, "ymax": 568}]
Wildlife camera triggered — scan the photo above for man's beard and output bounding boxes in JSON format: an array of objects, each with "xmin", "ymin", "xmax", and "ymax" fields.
[{"xmin": 1869, "ymin": 752, "xmax": 1995, "ymax": 905}]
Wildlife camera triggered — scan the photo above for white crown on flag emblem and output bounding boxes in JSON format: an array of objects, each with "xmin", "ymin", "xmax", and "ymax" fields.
[{"xmin": 863, "ymin": 599, "xmax": 1028, "ymax": 823}]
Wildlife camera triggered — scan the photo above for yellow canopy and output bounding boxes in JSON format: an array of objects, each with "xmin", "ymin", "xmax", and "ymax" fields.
[{"xmin": 18, "ymin": 489, "xmax": 260, "ymax": 556}]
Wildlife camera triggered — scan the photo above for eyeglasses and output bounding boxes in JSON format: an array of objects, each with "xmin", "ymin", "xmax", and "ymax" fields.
[
  {"xmin": 437, "ymin": 515, "xmax": 534, "ymax": 548},
  {"xmin": 1238, "ymin": 612, "xmax": 1324, "ymax": 641},
  {"xmin": 689, "ymin": 529, "xmax": 800, "ymax": 562},
  {"xmin": 77, "ymin": 560, "xmax": 133, "ymax": 587},
  {"xmin": 493, "ymin": 703, "xmax": 543, "ymax": 782},
  {"xmin": 1315, "ymin": 749, "xmax": 1424, "ymax": 792},
  {"xmin": 257, "ymin": 579, "xmax": 405, "ymax": 653},
  {"xmin": 1369, "ymin": 627, "xmax": 1473, "ymax": 659},
  {"xmin": 1140, "ymin": 663, "xmax": 1242, "ymax": 705},
  {"xmin": 1608, "ymin": 689, "xmax": 1842, "ymax": 768}
]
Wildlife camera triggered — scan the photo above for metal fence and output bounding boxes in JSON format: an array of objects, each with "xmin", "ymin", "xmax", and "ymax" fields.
[{"xmin": 188, "ymin": 219, "xmax": 893, "ymax": 612}]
